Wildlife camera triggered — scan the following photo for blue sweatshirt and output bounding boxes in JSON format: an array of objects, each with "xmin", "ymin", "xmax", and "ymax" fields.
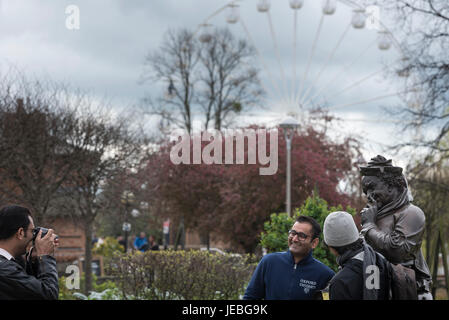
[
  {"xmin": 134, "ymin": 237, "xmax": 148, "ymax": 251},
  {"xmin": 243, "ymin": 250, "xmax": 335, "ymax": 300}
]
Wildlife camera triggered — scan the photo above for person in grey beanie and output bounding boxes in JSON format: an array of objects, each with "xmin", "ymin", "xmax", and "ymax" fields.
[{"xmin": 323, "ymin": 211, "xmax": 391, "ymax": 300}]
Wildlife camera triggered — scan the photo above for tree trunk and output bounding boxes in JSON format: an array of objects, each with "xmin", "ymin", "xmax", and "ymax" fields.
[
  {"xmin": 431, "ymin": 233, "xmax": 441, "ymax": 298},
  {"xmin": 84, "ymin": 219, "xmax": 93, "ymax": 295},
  {"xmin": 180, "ymin": 217, "xmax": 185, "ymax": 250},
  {"xmin": 174, "ymin": 218, "xmax": 184, "ymax": 251},
  {"xmin": 426, "ymin": 225, "xmax": 431, "ymax": 264},
  {"xmin": 439, "ymin": 228, "xmax": 449, "ymax": 298}
]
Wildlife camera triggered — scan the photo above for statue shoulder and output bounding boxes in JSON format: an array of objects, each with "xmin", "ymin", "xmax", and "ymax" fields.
[{"xmin": 400, "ymin": 203, "xmax": 426, "ymax": 222}]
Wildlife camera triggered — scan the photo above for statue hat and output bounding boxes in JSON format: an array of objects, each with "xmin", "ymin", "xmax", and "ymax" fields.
[{"xmin": 359, "ymin": 155, "xmax": 403, "ymax": 176}]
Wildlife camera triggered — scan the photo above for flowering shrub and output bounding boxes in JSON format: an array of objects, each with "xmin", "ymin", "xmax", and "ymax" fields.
[{"xmin": 109, "ymin": 250, "xmax": 257, "ymax": 300}]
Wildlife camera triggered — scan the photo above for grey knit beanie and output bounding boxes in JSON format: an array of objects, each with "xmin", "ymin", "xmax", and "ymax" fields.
[{"xmin": 323, "ymin": 211, "xmax": 360, "ymax": 247}]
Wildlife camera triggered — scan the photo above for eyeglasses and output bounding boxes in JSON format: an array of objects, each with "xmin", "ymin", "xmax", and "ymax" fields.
[{"xmin": 288, "ymin": 230, "xmax": 310, "ymax": 241}]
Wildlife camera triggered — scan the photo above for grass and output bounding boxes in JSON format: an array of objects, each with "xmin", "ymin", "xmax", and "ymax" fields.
[{"xmin": 435, "ymin": 288, "xmax": 448, "ymax": 300}]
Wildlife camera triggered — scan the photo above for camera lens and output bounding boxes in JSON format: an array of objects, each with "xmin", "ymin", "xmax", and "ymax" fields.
[
  {"xmin": 40, "ymin": 228, "xmax": 49, "ymax": 238},
  {"xmin": 32, "ymin": 227, "xmax": 49, "ymax": 240}
]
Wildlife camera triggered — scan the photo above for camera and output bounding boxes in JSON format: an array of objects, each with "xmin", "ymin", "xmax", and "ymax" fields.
[{"xmin": 32, "ymin": 227, "xmax": 58, "ymax": 243}]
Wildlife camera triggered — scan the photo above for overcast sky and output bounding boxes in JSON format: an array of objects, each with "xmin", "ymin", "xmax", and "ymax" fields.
[{"xmin": 0, "ymin": 0, "xmax": 420, "ymax": 168}]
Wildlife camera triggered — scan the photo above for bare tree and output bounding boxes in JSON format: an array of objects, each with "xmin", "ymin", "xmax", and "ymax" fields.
[
  {"xmin": 141, "ymin": 28, "xmax": 264, "ymax": 250},
  {"xmin": 0, "ymin": 68, "xmax": 145, "ymax": 294},
  {"xmin": 55, "ymin": 103, "xmax": 144, "ymax": 294},
  {"xmin": 198, "ymin": 28, "xmax": 263, "ymax": 130},
  {"xmin": 407, "ymin": 160, "xmax": 449, "ymax": 296},
  {"xmin": 0, "ymin": 70, "xmax": 86, "ymax": 222},
  {"xmin": 141, "ymin": 27, "xmax": 264, "ymax": 132},
  {"xmin": 141, "ymin": 28, "xmax": 200, "ymax": 134},
  {"xmin": 372, "ymin": 1, "xmax": 449, "ymax": 158}
]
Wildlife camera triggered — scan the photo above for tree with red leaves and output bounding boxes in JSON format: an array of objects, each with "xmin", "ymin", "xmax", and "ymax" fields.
[{"xmin": 139, "ymin": 121, "xmax": 362, "ymax": 253}]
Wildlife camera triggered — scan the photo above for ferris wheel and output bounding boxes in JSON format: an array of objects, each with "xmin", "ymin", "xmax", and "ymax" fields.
[{"xmin": 193, "ymin": 0, "xmax": 415, "ymax": 146}]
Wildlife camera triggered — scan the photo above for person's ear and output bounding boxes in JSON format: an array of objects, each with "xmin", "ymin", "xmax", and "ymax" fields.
[
  {"xmin": 16, "ymin": 227, "xmax": 25, "ymax": 240},
  {"xmin": 311, "ymin": 237, "xmax": 319, "ymax": 249}
]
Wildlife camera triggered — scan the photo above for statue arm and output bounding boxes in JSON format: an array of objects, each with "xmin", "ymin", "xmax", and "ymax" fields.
[{"xmin": 363, "ymin": 208, "xmax": 425, "ymax": 263}]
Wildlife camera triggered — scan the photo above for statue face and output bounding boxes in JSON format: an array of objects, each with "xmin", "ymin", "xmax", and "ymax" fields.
[{"xmin": 361, "ymin": 175, "xmax": 398, "ymax": 209}]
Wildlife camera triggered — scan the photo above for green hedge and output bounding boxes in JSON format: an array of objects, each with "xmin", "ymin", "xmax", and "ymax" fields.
[{"xmin": 109, "ymin": 250, "xmax": 257, "ymax": 300}]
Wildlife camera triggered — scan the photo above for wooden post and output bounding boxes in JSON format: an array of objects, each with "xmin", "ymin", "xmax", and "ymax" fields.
[
  {"xmin": 431, "ymin": 232, "xmax": 441, "ymax": 298},
  {"xmin": 439, "ymin": 228, "xmax": 449, "ymax": 298}
]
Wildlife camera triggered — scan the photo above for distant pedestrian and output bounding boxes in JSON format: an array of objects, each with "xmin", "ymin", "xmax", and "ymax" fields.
[
  {"xmin": 148, "ymin": 235, "xmax": 159, "ymax": 251},
  {"xmin": 133, "ymin": 232, "xmax": 148, "ymax": 252},
  {"xmin": 117, "ymin": 236, "xmax": 126, "ymax": 249},
  {"xmin": 92, "ymin": 234, "xmax": 98, "ymax": 245}
]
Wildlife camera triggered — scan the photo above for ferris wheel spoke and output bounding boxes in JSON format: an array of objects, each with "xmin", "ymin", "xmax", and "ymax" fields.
[
  {"xmin": 327, "ymin": 67, "xmax": 387, "ymax": 101},
  {"xmin": 238, "ymin": 18, "xmax": 284, "ymax": 101},
  {"xmin": 302, "ymin": 39, "xmax": 376, "ymax": 108},
  {"xmin": 326, "ymin": 89, "xmax": 419, "ymax": 110},
  {"xmin": 315, "ymin": 53, "xmax": 406, "ymax": 106},
  {"xmin": 292, "ymin": 8, "xmax": 298, "ymax": 105},
  {"xmin": 299, "ymin": 22, "xmax": 352, "ymax": 106},
  {"xmin": 266, "ymin": 11, "xmax": 289, "ymax": 101},
  {"xmin": 296, "ymin": 13, "xmax": 325, "ymax": 109},
  {"xmin": 340, "ymin": 118, "xmax": 401, "ymax": 124}
]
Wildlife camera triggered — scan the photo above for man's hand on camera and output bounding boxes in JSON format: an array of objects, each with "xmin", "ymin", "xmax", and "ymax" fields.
[{"xmin": 34, "ymin": 228, "xmax": 56, "ymax": 257}]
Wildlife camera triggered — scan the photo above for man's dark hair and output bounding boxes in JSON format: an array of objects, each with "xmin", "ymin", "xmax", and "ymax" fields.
[
  {"xmin": 0, "ymin": 205, "xmax": 32, "ymax": 240},
  {"xmin": 296, "ymin": 215, "xmax": 321, "ymax": 240},
  {"xmin": 331, "ymin": 238, "xmax": 364, "ymax": 256}
]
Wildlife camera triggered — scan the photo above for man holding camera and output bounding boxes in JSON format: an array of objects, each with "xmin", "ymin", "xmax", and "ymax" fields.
[{"xmin": 0, "ymin": 205, "xmax": 59, "ymax": 300}]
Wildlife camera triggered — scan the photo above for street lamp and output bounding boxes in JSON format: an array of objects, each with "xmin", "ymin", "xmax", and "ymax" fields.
[
  {"xmin": 121, "ymin": 191, "xmax": 135, "ymax": 253},
  {"xmin": 280, "ymin": 116, "xmax": 300, "ymax": 217}
]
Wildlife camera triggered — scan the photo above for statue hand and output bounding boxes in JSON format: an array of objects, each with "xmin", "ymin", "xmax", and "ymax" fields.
[{"xmin": 361, "ymin": 203, "xmax": 378, "ymax": 225}]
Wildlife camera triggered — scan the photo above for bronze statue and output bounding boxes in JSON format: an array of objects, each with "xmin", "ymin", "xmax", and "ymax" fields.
[{"xmin": 360, "ymin": 155, "xmax": 432, "ymax": 299}]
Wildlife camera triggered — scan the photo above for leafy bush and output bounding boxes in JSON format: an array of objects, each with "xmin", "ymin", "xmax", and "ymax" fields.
[
  {"xmin": 260, "ymin": 194, "xmax": 356, "ymax": 272},
  {"xmin": 109, "ymin": 250, "xmax": 257, "ymax": 300},
  {"xmin": 72, "ymin": 288, "xmax": 123, "ymax": 300},
  {"xmin": 93, "ymin": 237, "xmax": 124, "ymax": 258},
  {"xmin": 58, "ymin": 273, "xmax": 119, "ymax": 300},
  {"xmin": 92, "ymin": 237, "xmax": 124, "ymax": 275}
]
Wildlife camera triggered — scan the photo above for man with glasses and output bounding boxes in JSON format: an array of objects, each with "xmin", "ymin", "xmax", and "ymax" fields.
[
  {"xmin": 0, "ymin": 205, "xmax": 59, "ymax": 299},
  {"xmin": 243, "ymin": 216, "xmax": 335, "ymax": 300}
]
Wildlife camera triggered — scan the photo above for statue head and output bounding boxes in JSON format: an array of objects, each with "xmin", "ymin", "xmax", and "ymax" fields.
[{"xmin": 359, "ymin": 155, "xmax": 407, "ymax": 209}]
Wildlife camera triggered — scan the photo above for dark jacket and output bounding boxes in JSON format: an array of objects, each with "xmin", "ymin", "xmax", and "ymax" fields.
[
  {"xmin": 243, "ymin": 250, "xmax": 335, "ymax": 300},
  {"xmin": 329, "ymin": 246, "xmax": 391, "ymax": 300},
  {"xmin": 0, "ymin": 254, "xmax": 59, "ymax": 300}
]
